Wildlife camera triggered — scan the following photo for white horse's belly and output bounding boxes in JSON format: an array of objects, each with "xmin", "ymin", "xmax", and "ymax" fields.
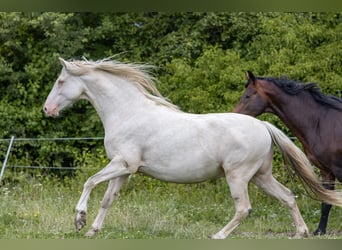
[{"xmin": 138, "ymin": 161, "xmax": 225, "ymax": 183}]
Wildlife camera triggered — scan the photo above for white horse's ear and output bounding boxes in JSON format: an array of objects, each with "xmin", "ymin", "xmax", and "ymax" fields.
[{"xmin": 59, "ymin": 57, "xmax": 68, "ymax": 68}]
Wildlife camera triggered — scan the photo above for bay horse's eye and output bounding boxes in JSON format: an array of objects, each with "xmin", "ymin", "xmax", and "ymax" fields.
[{"xmin": 245, "ymin": 95, "xmax": 250, "ymax": 99}]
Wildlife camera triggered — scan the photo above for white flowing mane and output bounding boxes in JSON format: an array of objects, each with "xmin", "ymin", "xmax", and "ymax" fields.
[{"xmin": 63, "ymin": 58, "xmax": 180, "ymax": 111}]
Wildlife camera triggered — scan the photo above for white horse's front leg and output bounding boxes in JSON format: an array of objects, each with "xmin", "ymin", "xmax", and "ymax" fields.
[
  {"xmin": 84, "ymin": 175, "xmax": 128, "ymax": 237},
  {"xmin": 75, "ymin": 156, "xmax": 131, "ymax": 232}
]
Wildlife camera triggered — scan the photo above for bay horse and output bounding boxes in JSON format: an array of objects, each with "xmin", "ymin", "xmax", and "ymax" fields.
[
  {"xmin": 233, "ymin": 71, "xmax": 342, "ymax": 235},
  {"xmin": 43, "ymin": 58, "xmax": 342, "ymax": 238}
]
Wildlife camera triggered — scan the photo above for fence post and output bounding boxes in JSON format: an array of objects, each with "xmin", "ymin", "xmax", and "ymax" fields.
[{"xmin": 0, "ymin": 136, "xmax": 15, "ymax": 182}]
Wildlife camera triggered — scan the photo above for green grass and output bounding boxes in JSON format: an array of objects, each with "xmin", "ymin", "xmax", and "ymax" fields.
[{"xmin": 0, "ymin": 171, "xmax": 341, "ymax": 239}]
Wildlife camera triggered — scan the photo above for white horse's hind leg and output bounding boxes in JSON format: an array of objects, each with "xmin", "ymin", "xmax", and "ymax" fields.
[
  {"xmin": 75, "ymin": 156, "xmax": 131, "ymax": 232},
  {"xmin": 211, "ymin": 175, "xmax": 252, "ymax": 239},
  {"xmin": 84, "ymin": 175, "xmax": 128, "ymax": 237},
  {"xmin": 252, "ymin": 170, "xmax": 310, "ymax": 238}
]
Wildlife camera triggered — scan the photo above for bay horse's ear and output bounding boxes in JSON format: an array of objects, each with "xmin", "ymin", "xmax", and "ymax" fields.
[{"xmin": 246, "ymin": 71, "xmax": 256, "ymax": 83}]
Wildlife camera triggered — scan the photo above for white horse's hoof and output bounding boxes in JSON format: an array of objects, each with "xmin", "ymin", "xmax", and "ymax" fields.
[
  {"xmin": 75, "ymin": 210, "xmax": 87, "ymax": 231},
  {"xmin": 292, "ymin": 231, "xmax": 310, "ymax": 239},
  {"xmin": 85, "ymin": 228, "xmax": 99, "ymax": 237},
  {"xmin": 210, "ymin": 232, "xmax": 226, "ymax": 239}
]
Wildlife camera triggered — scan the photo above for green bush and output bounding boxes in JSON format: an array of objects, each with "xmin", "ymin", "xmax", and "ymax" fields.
[{"xmin": 0, "ymin": 12, "xmax": 340, "ymax": 182}]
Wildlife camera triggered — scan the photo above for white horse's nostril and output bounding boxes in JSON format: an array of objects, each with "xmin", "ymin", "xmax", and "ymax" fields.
[
  {"xmin": 43, "ymin": 106, "xmax": 52, "ymax": 115},
  {"xmin": 43, "ymin": 105, "xmax": 58, "ymax": 117}
]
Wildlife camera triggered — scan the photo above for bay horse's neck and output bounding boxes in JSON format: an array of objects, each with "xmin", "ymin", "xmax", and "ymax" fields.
[{"xmin": 264, "ymin": 83, "xmax": 324, "ymax": 147}]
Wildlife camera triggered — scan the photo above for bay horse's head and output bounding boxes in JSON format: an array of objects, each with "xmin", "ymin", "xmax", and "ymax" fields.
[
  {"xmin": 232, "ymin": 71, "xmax": 269, "ymax": 117},
  {"xmin": 43, "ymin": 58, "xmax": 88, "ymax": 117}
]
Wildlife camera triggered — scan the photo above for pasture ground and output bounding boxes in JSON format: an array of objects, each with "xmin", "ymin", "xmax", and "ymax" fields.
[{"xmin": 0, "ymin": 170, "xmax": 341, "ymax": 239}]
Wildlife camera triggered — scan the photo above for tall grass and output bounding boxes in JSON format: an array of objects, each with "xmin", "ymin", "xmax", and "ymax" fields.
[{"xmin": 0, "ymin": 169, "xmax": 341, "ymax": 239}]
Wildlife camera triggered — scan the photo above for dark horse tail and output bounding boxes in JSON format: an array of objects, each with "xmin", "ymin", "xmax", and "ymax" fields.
[{"xmin": 262, "ymin": 121, "xmax": 342, "ymax": 207}]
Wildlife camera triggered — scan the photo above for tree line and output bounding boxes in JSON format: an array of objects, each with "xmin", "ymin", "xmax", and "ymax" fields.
[{"xmin": 0, "ymin": 12, "xmax": 341, "ymax": 175}]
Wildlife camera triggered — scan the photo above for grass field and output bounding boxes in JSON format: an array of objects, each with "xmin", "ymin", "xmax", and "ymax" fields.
[{"xmin": 0, "ymin": 170, "xmax": 341, "ymax": 239}]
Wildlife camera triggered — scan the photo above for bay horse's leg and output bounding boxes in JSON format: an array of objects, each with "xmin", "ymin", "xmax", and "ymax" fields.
[
  {"xmin": 85, "ymin": 175, "xmax": 128, "ymax": 237},
  {"xmin": 314, "ymin": 202, "xmax": 332, "ymax": 236},
  {"xmin": 75, "ymin": 156, "xmax": 131, "ymax": 232},
  {"xmin": 211, "ymin": 173, "xmax": 252, "ymax": 239},
  {"xmin": 252, "ymin": 171, "xmax": 309, "ymax": 238},
  {"xmin": 313, "ymin": 171, "xmax": 335, "ymax": 236}
]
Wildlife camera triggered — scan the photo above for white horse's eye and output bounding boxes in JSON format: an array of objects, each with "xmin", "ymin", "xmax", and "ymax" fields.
[{"xmin": 58, "ymin": 79, "xmax": 65, "ymax": 85}]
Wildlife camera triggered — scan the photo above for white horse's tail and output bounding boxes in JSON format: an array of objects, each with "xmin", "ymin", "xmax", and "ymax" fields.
[{"xmin": 262, "ymin": 121, "xmax": 342, "ymax": 207}]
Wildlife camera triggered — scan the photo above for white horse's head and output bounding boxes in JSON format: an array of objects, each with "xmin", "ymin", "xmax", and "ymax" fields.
[
  {"xmin": 44, "ymin": 57, "xmax": 179, "ymax": 118},
  {"xmin": 43, "ymin": 58, "xmax": 87, "ymax": 117}
]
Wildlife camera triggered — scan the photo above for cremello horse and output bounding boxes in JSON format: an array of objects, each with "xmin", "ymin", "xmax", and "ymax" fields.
[{"xmin": 43, "ymin": 58, "xmax": 342, "ymax": 239}]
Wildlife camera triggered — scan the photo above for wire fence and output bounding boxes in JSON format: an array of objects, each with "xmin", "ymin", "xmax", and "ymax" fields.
[
  {"xmin": 0, "ymin": 136, "xmax": 104, "ymax": 182},
  {"xmin": 0, "ymin": 137, "xmax": 104, "ymax": 142},
  {"xmin": 0, "ymin": 135, "xmax": 299, "ymax": 182}
]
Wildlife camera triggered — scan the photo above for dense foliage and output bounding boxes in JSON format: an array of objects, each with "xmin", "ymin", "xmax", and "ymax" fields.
[{"xmin": 0, "ymin": 12, "xmax": 341, "ymax": 177}]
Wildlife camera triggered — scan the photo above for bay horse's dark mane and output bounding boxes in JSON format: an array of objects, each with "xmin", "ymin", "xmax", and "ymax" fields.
[{"xmin": 257, "ymin": 77, "xmax": 342, "ymax": 111}]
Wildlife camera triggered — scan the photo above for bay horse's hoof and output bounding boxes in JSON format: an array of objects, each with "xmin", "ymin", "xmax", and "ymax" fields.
[
  {"xmin": 313, "ymin": 228, "xmax": 326, "ymax": 236},
  {"xmin": 75, "ymin": 210, "xmax": 87, "ymax": 231}
]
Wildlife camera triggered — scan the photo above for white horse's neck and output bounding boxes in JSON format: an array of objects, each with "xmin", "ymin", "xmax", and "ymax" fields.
[{"xmin": 82, "ymin": 72, "xmax": 159, "ymax": 130}]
